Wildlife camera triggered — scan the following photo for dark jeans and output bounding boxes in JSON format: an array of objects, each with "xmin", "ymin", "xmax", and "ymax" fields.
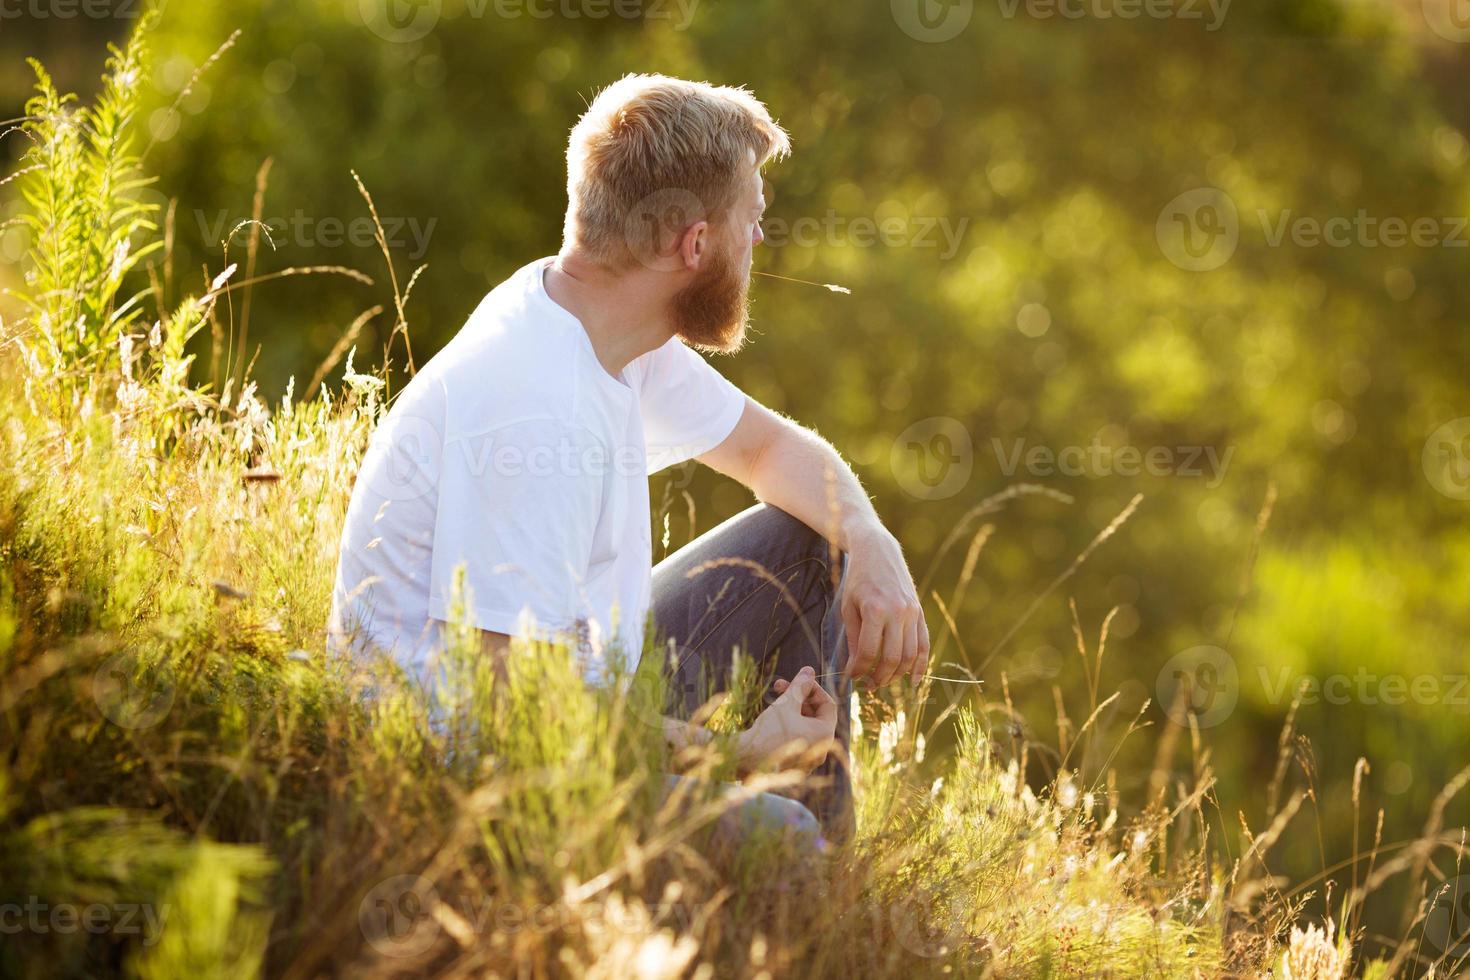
[{"xmin": 650, "ymin": 503, "xmax": 854, "ymax": 843}]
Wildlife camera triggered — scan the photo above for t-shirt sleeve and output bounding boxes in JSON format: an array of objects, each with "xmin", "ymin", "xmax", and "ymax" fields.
[
  {"xmin": 427, "ymin": 418, "xmax": 603, "ymax": 638},
  {"xmin": 636, "ymin": 338, "xmax": 747, "ymax": 474}
]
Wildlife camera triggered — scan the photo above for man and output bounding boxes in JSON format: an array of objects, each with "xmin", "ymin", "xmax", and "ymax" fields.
[{"xmin": 329, "ymin": 74, "xmax": 930, "ymax": 841}]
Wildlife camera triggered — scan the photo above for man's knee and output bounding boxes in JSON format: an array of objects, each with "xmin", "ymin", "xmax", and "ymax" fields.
[
  {"xmin": 730, "ymin": 790, "xmax": 824, "ymax": 847},
  {"xmin": 742, "ymin": 503, "xmax": 841, "ymax": 571}
]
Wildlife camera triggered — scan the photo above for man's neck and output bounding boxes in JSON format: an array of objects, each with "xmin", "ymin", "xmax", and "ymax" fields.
[{"xmin": 545, "ymin": 251, "xmax": 677, "ymax": 378}]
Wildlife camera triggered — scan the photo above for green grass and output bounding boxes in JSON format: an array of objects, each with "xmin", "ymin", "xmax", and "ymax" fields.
[{"xmin": 1, "ymin": 17, "xmax": 1465, "ymax": 979}]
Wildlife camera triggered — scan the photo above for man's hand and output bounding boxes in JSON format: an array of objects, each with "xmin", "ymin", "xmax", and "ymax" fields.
[
  {"xmin": 841, "ymin": 525, "xmax": 930, "ymax": 688},
  {"xmin": 736, "ymin": 666, "xmax": 837, "ymax": 776}
]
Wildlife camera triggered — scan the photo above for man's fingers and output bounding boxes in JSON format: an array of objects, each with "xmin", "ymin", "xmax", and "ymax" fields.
[
  {"xmin": 747, "ymin": 668, "xmax": 838, "ymax": 772},
  {"xmin": 794, "ymin": 678, "xmax": 837, "ymax": 738},
  {"xmin": 847, "ymin": 607, "xmax": 883, "ymax": 683},
  {"xmin": 802, "ymin": 677, "xmax": 836, "ymax": 710},
  {"xmin": 872, "ymin": 613, "xmax": 904, "ymax": 687},
  {"xmin": 912, "ymin": 614, "xmax": 931, "ymax": 685},
  {"xmin": 810, "ymin": 683, "xmax": 838, "ymax": 726},
  {"xmin": 895, "ymin": 616, "xmax": 920, "ymax": 687},
  {"xmin": 777, "ymin": 666, "xmax": 816, "ymax": 704},
  {"xmin": 841, "ymin": 600, "xmax": 864, "ymax": 679},
  {"xmin": 783, "ymin": 669, "xmax": 834, "ymax": 721}
]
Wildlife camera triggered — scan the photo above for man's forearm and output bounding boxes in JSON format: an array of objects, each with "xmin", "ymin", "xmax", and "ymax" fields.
[
  {"xmin": 698, "ymin": 400, "xmax": 929, "ymax": 686},
  {"xmin": 743, "ymin": 418, "xmax": 930, "ymax": 686},
  {"xmin": 744, "ymin": 420, "xmax": 890, "ymax": 554}
]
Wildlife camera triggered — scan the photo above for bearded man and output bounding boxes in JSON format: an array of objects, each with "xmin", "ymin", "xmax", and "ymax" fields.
[{"xmin": 329, "ymin": 74, "xmax": 930, "ymax": 842}]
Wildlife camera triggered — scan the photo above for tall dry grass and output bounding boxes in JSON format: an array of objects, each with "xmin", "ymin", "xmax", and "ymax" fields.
[{"xmin": 1, "ymin": 14, "xmax": 1467, "ymax": 979}]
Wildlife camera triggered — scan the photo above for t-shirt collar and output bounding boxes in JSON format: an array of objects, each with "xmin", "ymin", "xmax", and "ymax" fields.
[{"xmin": 531, "ymin": 256, "xmax": 634, "ymax": 396}]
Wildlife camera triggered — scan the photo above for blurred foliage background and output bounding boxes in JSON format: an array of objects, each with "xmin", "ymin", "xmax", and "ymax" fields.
[{"xmin": 4, "ymin": 0, "xmax": 1469, "ymax": 956}]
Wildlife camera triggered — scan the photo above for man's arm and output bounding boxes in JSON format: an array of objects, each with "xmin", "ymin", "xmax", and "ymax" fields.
[{"xmin": 698, "ymin": 397, "xmax": 930, "ymax": 688}]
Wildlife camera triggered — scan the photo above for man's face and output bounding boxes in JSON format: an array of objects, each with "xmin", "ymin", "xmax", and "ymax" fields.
[{"xmin": 670, "ymin": 168, "xmax": 766, "ymax": 354}]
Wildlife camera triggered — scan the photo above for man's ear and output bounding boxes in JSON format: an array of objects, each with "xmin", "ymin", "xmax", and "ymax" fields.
[{"xmin": 676, "ymin": 219, "xmax": 710, "ymax": 272}]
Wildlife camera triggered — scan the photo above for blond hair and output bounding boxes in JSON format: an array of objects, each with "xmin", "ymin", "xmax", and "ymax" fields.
[{"xmin": 563, "ymin": 73, "xmax": 791, "ymax": 269}]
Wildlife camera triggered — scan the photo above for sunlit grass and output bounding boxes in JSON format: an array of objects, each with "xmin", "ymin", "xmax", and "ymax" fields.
[{"xmin": 2, "ymin": 16, "xmax": 1467, "ymax": 980}]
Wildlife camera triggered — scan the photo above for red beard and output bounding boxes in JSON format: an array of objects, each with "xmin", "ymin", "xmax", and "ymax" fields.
[{"xmin": 670, "ymin": 245, "xmax": 750, "ymax": 354}]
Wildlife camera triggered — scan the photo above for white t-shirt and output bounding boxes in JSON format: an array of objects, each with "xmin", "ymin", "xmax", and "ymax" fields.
[{"xmin": 328, "ymin": 256, "xmax": 746, "ymax": 682}]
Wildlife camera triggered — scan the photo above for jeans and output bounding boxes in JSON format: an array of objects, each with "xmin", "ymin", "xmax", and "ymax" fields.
[
  {"xmin": 650, "ymin": 503, "xmax": 854, "ymax": 844},
  {"xmin": 661, "ymin": 774, "xmax": 825, "ymax": 853}
]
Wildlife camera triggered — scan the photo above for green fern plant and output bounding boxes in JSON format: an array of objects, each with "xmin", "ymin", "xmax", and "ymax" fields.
[{"xmin": 10, "ymin": 11, "xmax": 162, "ymax": 400}]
